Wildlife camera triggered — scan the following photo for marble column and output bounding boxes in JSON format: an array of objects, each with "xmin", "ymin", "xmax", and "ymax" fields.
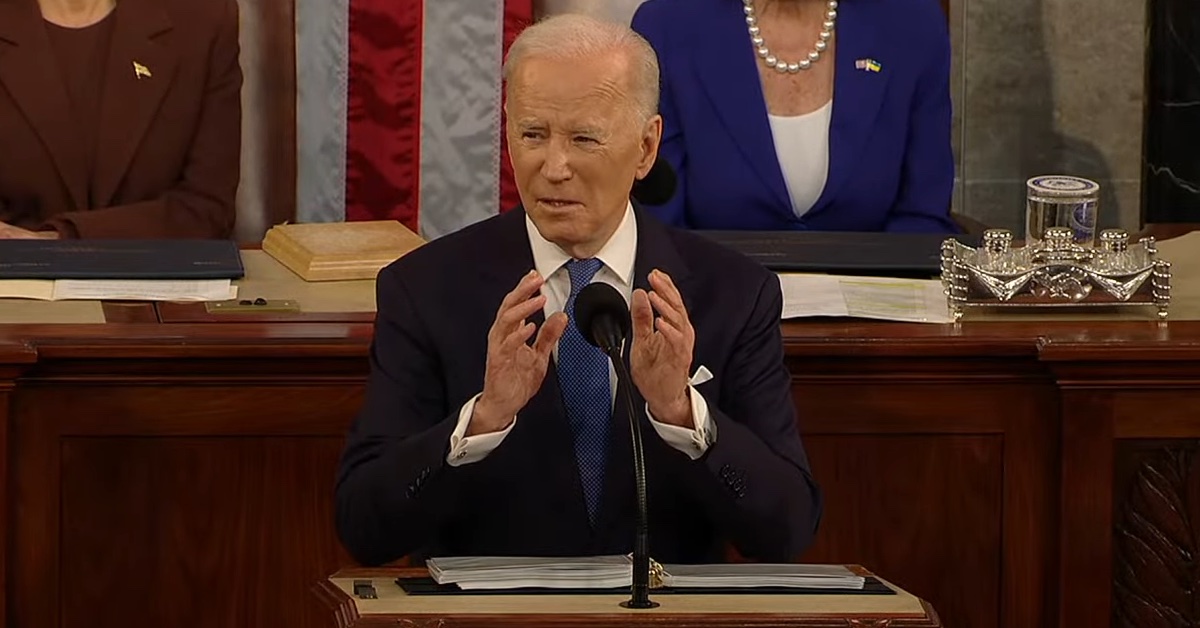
[{"xmin": 1143, "ymin": 0, "xmax": 1200, "ymax": 223}]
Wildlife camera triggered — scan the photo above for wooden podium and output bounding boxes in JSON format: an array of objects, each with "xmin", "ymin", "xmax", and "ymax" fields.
[{"xmin": 314, "ymin": 567, "xmax": 942, "ymax": 627}]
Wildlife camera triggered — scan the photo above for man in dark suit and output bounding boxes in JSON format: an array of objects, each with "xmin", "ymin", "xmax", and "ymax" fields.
[
  {"xmin": 0, "ymin": 0, "xmax": 239, "ymax": 239},
  {"xmin": 335, "ymin": 13, "xmax": 821, "ymax": 566}
]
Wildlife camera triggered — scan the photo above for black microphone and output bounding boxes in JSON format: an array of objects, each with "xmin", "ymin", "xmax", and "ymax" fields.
[
  {"xmin": 574, "ymin": 282, "xmax": 658, "ymax": 609},
  {"xmin": 630, "ymin": 159, "xmax": 677, "ymax": 206}
]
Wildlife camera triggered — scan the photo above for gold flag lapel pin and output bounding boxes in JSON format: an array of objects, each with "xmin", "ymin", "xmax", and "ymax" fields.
[{"xmin": 133, "ymin": 61, "xmax": 152, "ymax": 80}]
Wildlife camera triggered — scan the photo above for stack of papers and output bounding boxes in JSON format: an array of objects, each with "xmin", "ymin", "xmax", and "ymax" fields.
[
  {"xmin": 777, "ymin": 273, "xmax": 952, "ymax": 323},
  {"xmin": 428, "ymin": 556, "xmax": 632, "ymax": 590},
  {"xmin": 0, "ymin": 279, "xmax": 236, "ymax": 302},
  {"xmin": 426, "ymin": 556, "xmax": 865, "ymax": 590},
  {"xmin": 661, "ymin": 563, "xmax": 865, "ymax": 589}
]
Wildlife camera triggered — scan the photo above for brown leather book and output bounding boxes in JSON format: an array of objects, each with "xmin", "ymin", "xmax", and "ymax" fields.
[{"xmin": 262, "ymin": 221, "xmax": 425, "ymax": 281}]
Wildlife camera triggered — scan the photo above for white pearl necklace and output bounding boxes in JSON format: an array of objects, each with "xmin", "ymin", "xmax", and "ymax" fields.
[{"xmin": 743, "ymin": 0, "xmax": 838, "ymax": 73}]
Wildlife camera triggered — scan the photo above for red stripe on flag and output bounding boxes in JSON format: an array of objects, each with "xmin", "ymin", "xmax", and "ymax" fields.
[
  {"xmin": 498, "ymin": 0, "xmax": 534, "ymax": 213},
  {"xmin": 346, "ymin": 0, "xmax": 422, "ymax": 228}
]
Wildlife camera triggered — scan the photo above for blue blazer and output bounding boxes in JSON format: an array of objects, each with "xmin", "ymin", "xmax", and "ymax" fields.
[{"xmin": 631, "ymin": 0, "xmax": 959, "ymax": 233}]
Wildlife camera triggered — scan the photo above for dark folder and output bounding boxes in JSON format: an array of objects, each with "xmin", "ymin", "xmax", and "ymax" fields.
[
  {"xmin": 396, "ymin": 576, "xmax": 895, "ymax": 596},
  {"xmin": 0, "ymin": 239, "xmax": 244, "ymax": 279},
  {"xmin": 698, "ymin": 230, "xmax": 979, "ymax": 278}
]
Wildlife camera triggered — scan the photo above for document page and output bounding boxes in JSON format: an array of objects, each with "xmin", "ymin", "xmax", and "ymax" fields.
[
  {"xmin": 0, "ymin": 280, "xmax": 56, "ymax": 300},
  {"xmin": 0, "ymin": 279, "xmax": 236, "ymax": 302},
  {"xmin": 426, "ymin": 555, "xmax": 867, "ymax": 590},
  {"xmin": 778, "ymin": 274, "xmax": 952, "ymax": 323},
  {"xmin": 662, "ymin": 563, "xmax": 865, "ymax": 589},
  {"xmin": 428, "ymin": 555, "xmax": 632, "ymax": 590}
]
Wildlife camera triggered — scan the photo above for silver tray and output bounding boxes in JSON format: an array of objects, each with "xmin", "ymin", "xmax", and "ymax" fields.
[{"xmin": 940, "ymin": 227, "xmax": 1171, "ymax": 320}]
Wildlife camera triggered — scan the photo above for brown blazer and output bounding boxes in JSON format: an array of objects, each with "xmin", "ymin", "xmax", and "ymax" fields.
[{"xmin": 0, "ymin": 0, "xmax": 240, "ymax": 239}]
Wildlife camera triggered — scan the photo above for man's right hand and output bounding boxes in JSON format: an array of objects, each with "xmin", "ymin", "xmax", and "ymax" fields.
[{"xmin": 469, "ymin": 270, "xmax": 568, "ymax": 436}]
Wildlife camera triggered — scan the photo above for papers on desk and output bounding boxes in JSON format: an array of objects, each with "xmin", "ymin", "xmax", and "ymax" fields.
[
  {"xmin": 426, "ymin": 555, "xmax": 865, "ymax": 590},
  {"xmin": 661, "ymin": 563, "xmax": 864, "ymax": 589},
  {"xmin": 429, "ymin": 556, "xmax": 633, "ymax": 590},
  {"xmin": 0, "ymin": 279, "xmax": 236, "ymax": 302},
  {"xmin": 778, "ymin": 274, "xmax": 952, "ymax": 323}
]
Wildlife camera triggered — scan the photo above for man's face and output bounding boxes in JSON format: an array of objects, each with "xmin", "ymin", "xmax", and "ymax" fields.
[{"xmin": 506, "ymin": 53, "xmax": 662, "ymax": 256}]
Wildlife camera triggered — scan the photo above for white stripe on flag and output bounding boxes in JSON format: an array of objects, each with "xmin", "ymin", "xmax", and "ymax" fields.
[
  {"xmin": 295, "ymin": 0, "xmax": 350, "ymax": 223},
  {"xmin": 417, "ymin": 0, "xmax": 506, "ymax": 240},
  {"xmin": 234, "ymin": 2, "xmax": 272, "ymax": 239}
]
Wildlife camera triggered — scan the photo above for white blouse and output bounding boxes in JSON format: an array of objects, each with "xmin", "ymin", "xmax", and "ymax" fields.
[{"xmin": 767, "ymin": 100, "xmax": 833, "ymax": 218}]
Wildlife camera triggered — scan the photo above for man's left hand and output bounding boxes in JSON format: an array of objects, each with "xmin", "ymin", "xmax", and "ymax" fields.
[
  {"xmin": 630, "ymin": 269, "xmax": 694, "ymax": 428},
  {"xmin": 0, "ymin": 222, "xmax": 57, "ymax": 239}
]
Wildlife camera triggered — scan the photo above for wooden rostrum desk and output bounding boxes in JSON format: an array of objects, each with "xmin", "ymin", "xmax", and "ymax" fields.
[{"xmin": 4, "ymin": 231, "xmax": 1200, "ymax": 628}]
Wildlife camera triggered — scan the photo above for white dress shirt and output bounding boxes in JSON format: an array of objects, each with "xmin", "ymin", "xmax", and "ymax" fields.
[
  {"xmin": 446, "ymin": 203, "xmax": 716, "ymax": 466},
  {"xmin": 768, "ymin": 99, "xmax": 832, "ymax": 217}
]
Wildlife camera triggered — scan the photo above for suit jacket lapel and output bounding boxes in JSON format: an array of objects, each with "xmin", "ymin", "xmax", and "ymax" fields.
[
  {"xmin": 480, "ymin": 207, "xmax": 546, "ymax": 327},
  {"xmin": 694, "ymin": 1, "xmax": 792, "ymax": 214},
  {"xmin": 807, "ymin": 5, "xmax": 890, "ymax": 217},
  {"xmin": 92, "ymin": 0, "xmax": 176, "ymax": 207},
  {"xmin": 0, "ymin": 0, "xmax": 88, "ymax": 211},
  {"xmin": 480, "ymin": 209, "xmax": 591, "ymax": 524},
  {"xmin": 629, "ymin": 207, "xmax": 693, "ymax": 307}
]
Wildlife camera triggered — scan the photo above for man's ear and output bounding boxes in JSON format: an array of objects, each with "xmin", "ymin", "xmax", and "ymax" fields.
[{"xmin": 635, "ymin": 114, "xmax": 664, "ymax": 180}]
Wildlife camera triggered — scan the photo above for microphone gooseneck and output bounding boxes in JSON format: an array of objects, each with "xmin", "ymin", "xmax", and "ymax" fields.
[
  {"xmin": 612, "ymin": 353, "xmax": 655, "ymax": 609},
  {"xmin": 574, "ymin": 282, "xmax": 658, "ymax": 609}
]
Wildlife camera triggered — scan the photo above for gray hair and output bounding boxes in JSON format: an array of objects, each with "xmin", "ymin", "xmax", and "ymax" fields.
[{"xmin": 502, "ymin": 13, "xmax": 660, "ymax": 123}]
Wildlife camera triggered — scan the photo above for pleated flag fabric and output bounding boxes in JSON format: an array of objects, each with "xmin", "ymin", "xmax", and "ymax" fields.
[{"xmin": 295, "ymin": 0, "xmax": 533, "ymax": 239}]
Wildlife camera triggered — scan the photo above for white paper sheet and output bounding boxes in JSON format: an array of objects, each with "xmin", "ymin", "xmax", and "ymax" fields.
[
  {"xmin": 426, "ymin": 555, "xmax": 866, "ymax": 590},
  {"xmin": 0, "ymin": 279, "xmax": 236, "ymax": 302},
  {"xmin": 778, "ymin": 274, "xmax": 952, "ymax": 323}
]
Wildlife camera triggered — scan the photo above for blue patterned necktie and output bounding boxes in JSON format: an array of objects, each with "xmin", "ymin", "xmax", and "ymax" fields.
[{"xmin": 556, "ymin": 258, "xmax": 611, "ymax": 523}]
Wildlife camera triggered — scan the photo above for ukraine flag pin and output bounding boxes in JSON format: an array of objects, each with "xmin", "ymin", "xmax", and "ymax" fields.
[{"xmin": 854, "ymin": 58, "xmax": 882, "ymax": 72}]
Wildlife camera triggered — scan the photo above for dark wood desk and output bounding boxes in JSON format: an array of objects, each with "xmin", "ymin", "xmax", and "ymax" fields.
[{"xmin": 1, "ymin": 310, "xmax": 1198, "ymax": 628}]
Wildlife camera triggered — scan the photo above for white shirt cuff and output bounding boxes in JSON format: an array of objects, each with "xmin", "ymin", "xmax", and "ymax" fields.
[
  {"xmin": 447, "ymin": 393, "xmax": 515, "ymax": 466},
  {"xmin": 646, "ymin": 385, "xmax": 715, "ymax": 460}
]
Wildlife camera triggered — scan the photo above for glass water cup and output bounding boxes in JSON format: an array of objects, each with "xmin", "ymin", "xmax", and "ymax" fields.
[{"xmin": 1025, "ymin": 175, "xmax": 1100, "ymax": 248}]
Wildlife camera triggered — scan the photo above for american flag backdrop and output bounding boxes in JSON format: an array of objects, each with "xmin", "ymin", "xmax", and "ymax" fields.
[
  {"xmin": 295, "ymin": 0, "xmax": 532, "ymax": 239},
  {"xmin": 294, "ymin": 0, "xmax": 648, "ymax": 239}
]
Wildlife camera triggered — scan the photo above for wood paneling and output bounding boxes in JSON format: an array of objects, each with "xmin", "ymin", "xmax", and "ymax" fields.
[
  {"xmin": 10, "ymin": 378, "xmax": 363, "ymax": 628},
  {"xmin": 1, "ymin": 319, "xmax": 1200, "ymax": 628},
  {"xmin": 801, "ymin": 435, "xmax": 1003, "ymax": 628},
  {"xmin": 60, "ymin": 437, "xmax": 346, "ymax": 628},
  {"xmin": 0, "ymin": 342, "xmax": 36, "ymax": 625}
]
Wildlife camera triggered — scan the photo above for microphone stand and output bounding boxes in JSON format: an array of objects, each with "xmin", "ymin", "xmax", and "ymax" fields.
[{"xmin": 600, "ymin": 343, "xmax": 658, "ymax": 609}]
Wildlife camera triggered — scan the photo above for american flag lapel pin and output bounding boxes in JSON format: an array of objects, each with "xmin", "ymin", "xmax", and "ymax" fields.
[{"xmin": 133, "ymin": 61, "xmax": 152, "ymax": 80}]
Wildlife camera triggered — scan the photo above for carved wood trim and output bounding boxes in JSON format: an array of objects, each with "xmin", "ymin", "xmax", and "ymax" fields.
[{"xmin": 1113, "ymin": 446, "xmax": 1200, "ymax": 628}]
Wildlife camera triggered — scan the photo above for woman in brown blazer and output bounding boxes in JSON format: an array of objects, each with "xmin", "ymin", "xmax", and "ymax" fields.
[{"xmin": 0, "ymin": 0, "xmax": 240, "ymax": 239}]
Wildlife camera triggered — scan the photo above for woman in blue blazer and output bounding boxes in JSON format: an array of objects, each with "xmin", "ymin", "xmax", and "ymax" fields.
[{"xmin": 631, "ymin": 0, "xmax": 959, "ymax": 233}]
